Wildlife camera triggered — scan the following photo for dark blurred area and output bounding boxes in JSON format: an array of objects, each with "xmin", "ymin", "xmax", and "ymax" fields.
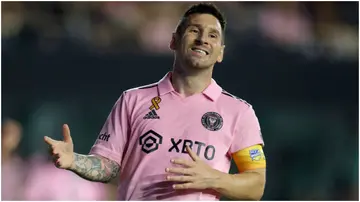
[{"xmin": 1, "ymin": 1, "xmax": 358, "ymax": 200}]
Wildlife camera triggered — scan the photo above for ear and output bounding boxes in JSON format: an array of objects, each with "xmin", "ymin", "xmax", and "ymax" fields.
[
  {"xmin": 169, "ymin": 33, "xmax": 177, "ymax": 51},
  {"xmin": 216, "ymin": 45, "xmax": 225, "ymax": 63}
]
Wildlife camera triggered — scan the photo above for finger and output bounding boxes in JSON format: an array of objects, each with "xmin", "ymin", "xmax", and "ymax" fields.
[
  {"xmin": 62, "ymin": 124, "xmax": 73, "ymax": 144},
  {"xmin": 55, "ymin": 159, "xmax": 61, "ymax": 168},
  {"xmin": 166, "ymin": 175, "xmax": 194, "ymax": 182},
  {"xmin": 173, "ymin": 183, "xmax": 194, "ymax": 190},
  {"xmin": 166, "ymin": 167, "xmax": 193, "ymax": 175},
  {"xmin": 171, "ymin": 158, "xmax": 195, "ymax": 167},
  {"xmin": 44, "ymin": 136, "xmax": 57, "ymax": 146},
  {"xmin": 186, "ymin": 146, "xmax": 200, "ymax": 161}
]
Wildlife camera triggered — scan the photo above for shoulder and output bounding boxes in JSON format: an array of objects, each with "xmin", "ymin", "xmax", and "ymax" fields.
[
  {"xmin": 117, "ymin": 82, "xmax": 159, "ymax": 106},
  {"xmin": 219, "ymin": 90, "xmax": 260, "ymax": 127},
  {"xmin": 219, "ymin": 90, "xmax": 252, "ymax": 109},
  {"xmin": 117, "ymin": 82, "xmax": 158, "ymax": 99},
  {"xmin": 124, "ymin": 82, "xmax": 159, "ymax": 95}
]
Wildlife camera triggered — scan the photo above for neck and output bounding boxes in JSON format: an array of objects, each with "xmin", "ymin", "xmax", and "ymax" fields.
[{"xmin": 172, "ymin": 61, "xmax": 213, "ymax": 97}]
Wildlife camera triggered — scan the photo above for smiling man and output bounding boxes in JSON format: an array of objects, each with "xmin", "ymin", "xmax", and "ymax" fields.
[{"xmin": 44, "ymin": 3, "xmax": 266, "ymax": 200}]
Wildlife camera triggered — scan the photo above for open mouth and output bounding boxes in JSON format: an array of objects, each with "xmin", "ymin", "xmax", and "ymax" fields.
[{"xmin": 191, "ymin": 47, "xmax": 209, "ymax": 55}]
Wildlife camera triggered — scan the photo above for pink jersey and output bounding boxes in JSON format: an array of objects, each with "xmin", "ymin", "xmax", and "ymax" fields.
[{"xmin": 89, "ymin": 72, "xmax": 264, "ymax": 200}]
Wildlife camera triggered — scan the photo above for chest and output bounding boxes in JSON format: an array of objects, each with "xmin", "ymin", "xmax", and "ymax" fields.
[{"xmin": 129, "ymin": 97, "xmax": 234, "ymax": 161}]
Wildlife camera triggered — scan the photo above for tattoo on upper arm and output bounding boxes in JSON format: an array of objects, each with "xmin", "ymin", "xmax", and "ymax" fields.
[{"xmin": 72, "ymin": 154, "xmax": 120, "ymax": 183}]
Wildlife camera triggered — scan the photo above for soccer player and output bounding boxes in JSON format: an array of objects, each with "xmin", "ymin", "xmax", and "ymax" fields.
[{"xmin": 44, "ymin": 3, "xmax": 266, "ymax": 200}]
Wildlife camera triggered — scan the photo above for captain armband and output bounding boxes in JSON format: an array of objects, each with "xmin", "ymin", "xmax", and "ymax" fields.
[{"xmin": 232, "ymin": 144, "xmax": 266, "ymax": 173}]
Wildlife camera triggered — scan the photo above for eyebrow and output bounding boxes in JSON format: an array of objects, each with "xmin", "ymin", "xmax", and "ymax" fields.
[{"xmin": 188, "ymin": 23, "xmax": 221, "ymax": 35}]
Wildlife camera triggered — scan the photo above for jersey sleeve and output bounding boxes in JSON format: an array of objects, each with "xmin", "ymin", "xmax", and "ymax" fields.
[
  {"xmin": 89, "ymin": 92, "xmax": 130, "ymax": 166},
  {"xmin": 229, "ymin": 105, "xmax": 264, "ymax": 154}
]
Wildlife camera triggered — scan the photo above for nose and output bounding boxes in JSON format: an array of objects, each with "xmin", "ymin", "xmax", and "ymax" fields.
[{"xmin": 195, "ymin": 32, "xmax": 209, "ymax": 45}]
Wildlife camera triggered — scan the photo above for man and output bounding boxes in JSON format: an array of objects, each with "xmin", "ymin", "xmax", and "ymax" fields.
[{"xmin": 44, "ymin": 3, "xmax": 266, "ymax": 200}]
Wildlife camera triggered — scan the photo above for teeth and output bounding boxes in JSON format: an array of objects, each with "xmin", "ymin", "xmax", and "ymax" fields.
[{"xmin": 193, "ymin": 49, "xmax": 206, "ymax": 55}]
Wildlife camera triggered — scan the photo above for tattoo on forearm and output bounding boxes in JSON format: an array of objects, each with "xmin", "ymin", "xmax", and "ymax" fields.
[{"xmin": 70, "ymin": 153, "xmax": 120, "ymax": 183}]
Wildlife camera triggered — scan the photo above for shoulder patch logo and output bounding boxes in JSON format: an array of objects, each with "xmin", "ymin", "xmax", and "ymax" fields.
[{"xmin": 201, "ymin": 112, "xmax": 223, "ymax": 131}]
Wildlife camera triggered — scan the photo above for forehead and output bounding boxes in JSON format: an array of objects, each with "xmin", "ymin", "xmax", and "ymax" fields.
[{"xmin": 186, "ymin": 13, "xmax": 222, "ymax": 33}]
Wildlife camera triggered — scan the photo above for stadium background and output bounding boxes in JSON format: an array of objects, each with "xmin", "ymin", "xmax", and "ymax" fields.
[{"xmin": 1, "ymin": 1, "xmax": 358, "ymax": 200}]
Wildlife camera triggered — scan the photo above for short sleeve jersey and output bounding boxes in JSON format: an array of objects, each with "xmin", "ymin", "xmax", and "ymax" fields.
[{"xmin": 89, "ymin": 72, "xmax": 264, "ymax": 200}]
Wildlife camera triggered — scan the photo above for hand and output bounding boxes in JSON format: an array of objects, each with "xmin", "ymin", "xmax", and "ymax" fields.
[
  {"xmin": 44, "ymin": 124, "xmax": 74, "ymax": 169},
  {"xmin": 165, "ymin": 146, "xmax": 225, "ymax": 190}
]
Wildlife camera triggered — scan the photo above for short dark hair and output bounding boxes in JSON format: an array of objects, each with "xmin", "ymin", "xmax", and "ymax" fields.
[{"xmin": 175, "ymin": 3, "xmax": 226, "ymax": 41}]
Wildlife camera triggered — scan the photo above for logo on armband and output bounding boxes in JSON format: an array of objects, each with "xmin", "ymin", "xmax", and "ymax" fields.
[{"xmin": 249, "ymin": 149, "xmax": 263, "ymax": 161}]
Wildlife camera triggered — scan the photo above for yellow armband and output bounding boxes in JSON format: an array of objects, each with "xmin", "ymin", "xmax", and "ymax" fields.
[{"xmin": 232, "ymin": 144, "xmax": 266, "ymax": 173}]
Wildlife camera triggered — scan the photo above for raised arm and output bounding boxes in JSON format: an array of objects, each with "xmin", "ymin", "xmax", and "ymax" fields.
[{"xmin": 44, "ymin": 124, "xmax": 120, "ymax": 183}]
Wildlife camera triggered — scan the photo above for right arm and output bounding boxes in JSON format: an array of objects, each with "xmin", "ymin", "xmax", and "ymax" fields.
[
  {"xmin": 69, "ymin": 153, "xmax": 120, "ymax": 183},
  {"xmin": 81, "ymin": 92, "xmax": 129, "ymax": 183},
  {"xmin": 45, "ymin": 93, "xmax": 128, "ymax": 183}
]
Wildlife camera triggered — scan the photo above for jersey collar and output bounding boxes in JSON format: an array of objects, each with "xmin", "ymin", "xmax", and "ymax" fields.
[
  {"xmin": 157, "ymin": 72, "xmax": 222, "ymax": 102},
  {"xmin": 157, "ymin": 72, "xmax": 175, "ymax": 96}
]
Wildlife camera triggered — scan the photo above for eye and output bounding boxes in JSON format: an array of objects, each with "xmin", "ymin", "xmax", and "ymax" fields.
[
  {"xmin": 210, "ymin": 34, "xmax": 217, "ymax": 38},
  {"xmin": 190, "ymin": 29, "xmax": 199, "ymax": 33}
]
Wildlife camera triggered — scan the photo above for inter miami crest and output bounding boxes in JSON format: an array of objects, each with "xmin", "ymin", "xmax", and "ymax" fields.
[{"xmin": 201, "ymin": 112, "xmax": 223, "ymax": 131}]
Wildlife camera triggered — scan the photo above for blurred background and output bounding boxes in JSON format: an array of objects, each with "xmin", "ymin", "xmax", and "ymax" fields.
[{"xmin": 1, "ymin": 1, "xmax": 358, "ymax": 200}]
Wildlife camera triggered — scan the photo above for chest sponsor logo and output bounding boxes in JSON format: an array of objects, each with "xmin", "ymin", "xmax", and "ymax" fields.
[
  {"xmin": 139, "ymin": 130, "xmax": 163, "ymax": 154},
  {"xmin": 138, "ymin": 130, "xmax": 217, "ymax": 160},
  {"xmin": 168, "ymin": 138, "xmax": 216, "ymax": 161}
]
